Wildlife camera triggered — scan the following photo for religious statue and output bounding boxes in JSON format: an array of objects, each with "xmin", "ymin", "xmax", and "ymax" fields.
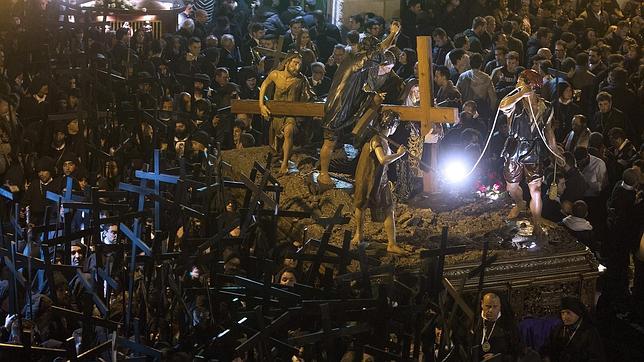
[
  {"xmin": 352, "ymin": 110, "xmax": 407, "ymax": 254},
  {"xmin": 259, "ymin": 52, "xmax": 313, "ymax": 174},
  {"xmin": 318, "ymin": 21, "xmax": 401, "ymax": 186},
  {"xmin": 499, "ymin": 69, "xmax": 560, "ymax": 239}
]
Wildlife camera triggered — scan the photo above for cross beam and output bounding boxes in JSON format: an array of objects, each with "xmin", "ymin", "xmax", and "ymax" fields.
[{"xmin": 231, "ymin": 36, "xmax": 458, "ymax": 137}]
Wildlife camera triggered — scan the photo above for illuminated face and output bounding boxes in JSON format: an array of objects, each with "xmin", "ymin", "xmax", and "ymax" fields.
[
  {"xmin": 252, "ymin": 29, "xmax": 265, "ymax": 40},
  {"xmin": 279, "ymin": 271, "xmax": 296, "ymax": 287},
  {"xmin": 290, "ymin": 22, "xmax": 303, "ymax": 37},
  {"xmin": 555, "ymin": 45, "xmax": 566, "ymax": 59},
  {"xmin": 175, "ymin": 122, "xmax": 187, "ymax": 136},
  {"xmin": 495, "ymin": 34, "xmax": 508, "ymax": 48},
  {"xmin": 348, "ymin": 17, "xmax": 360, "ymax": 31},
  {"xmin": 260, "ymin": 38, "xmax": 276, "ymax": 49},
  {"xmin": 215, "ymin": 71, "xmax": 229, "ymax": 86},
  {"xmin": 311, "ymin": 67, "xmax": 324, "ymax": 81},
  {"xmin": 434, "ymin": 35, "xmax": 445, "ymax": 47},
  {"xmin": 245, "ymin": 76, "xmax": 257, "ymax": 89},
  {"xmin": 572, "ymin": 116, "xmax": 586, "ymax": 133},
  {"xmin": 300, "ymin": 32, "xmax": 310, "ymax": 45},
  {"xmin": 333, "ymin": 47, "xmax": 346, "ymax": 63},
  {"xmin": 38, "ymin": 170, "xmax": 51, "ymax": 183},
  {"xmin": 506, "ymin": 56, "xmax": 518, "ymax": 70},
  {"xmin": 562, "ymin": 86, "xmax": 573, "ymax": 101},
  {"xmin": 189, "ymin": 41, "xmax": 201, "ymax": 56},
  {"xmin": 103, "ymin": 225, "xmax": 118, "ymax": 244},
  {"xmin": 560, "ymin": 309, "xmax": 580, "ymax": 326},
  {"xmin": 588, "ymin": 50, "xmax": 600, "ymax": 64},
  {"xmin": 71, "ymin": 245, "xmax": 84, "ymax": 266},
  {"xmin": 399, "ymin": 51, "xmax": 407, "ymax": 64},
  {"xmin": 63, "ymin": 160, "xmax": 76, "ymax": 176},
  {"xmin": 598, "ymin": 99, "xmax": 611, "ymax": 113},
  {"xmin": 481, "ymin": 294, "xmax": 501, "ymax": 321},
  {"xmin": 368, "ymin": 24, "xmax": 382, "ymax": 37}
]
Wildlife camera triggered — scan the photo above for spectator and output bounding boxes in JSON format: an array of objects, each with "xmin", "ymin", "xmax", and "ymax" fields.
[
  {"xmin": 431, "ymin": 28, "xmax": 454, "ymax": 66},
  {"xmin": 491, "ymin": 50, "xmax": 524, "ymax": 99},
  {"xmin": 456, "ymin": 53, "xmax": 497, "ymax": 120},
  {"xmin": 552, "ymin": 81, "xmax": 582, "ymax": 143},
  {"xmin": 464, "ymin": 16, "xmax": 487, "ymax": 55},
  {"xmin": 564, "ymin": 115, "xmax": 591, "ymax": 153},
  {"xmin": 592, "ymin": 92, "xmax": 634, "ymax": 144},
  {"xmin": 574, "ymin": 146, "xmax": 608, "ymax": 198}
]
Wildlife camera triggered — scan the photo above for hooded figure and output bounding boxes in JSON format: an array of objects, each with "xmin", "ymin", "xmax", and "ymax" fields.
[{"xmin": 541, "ymin": 297, "xmax": 605, "ymax": 362}]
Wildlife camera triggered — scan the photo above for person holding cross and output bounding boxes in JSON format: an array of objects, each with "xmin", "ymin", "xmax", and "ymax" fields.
[
  {"xmin": 259, "ymin": 52, "xmax": 313, "ymax": 175},
  {"xmin": 499, "ymin": 69, "xmax": 560, "ymax": 239},
  {"xmin": 318, "ymin": 21, "xmax": 401, "ymax": 186}
]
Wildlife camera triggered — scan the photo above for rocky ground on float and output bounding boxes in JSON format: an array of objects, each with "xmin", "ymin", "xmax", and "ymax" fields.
[{"xmin": 221, "ymin": 146, "xmax": 583, "ymax": 271}]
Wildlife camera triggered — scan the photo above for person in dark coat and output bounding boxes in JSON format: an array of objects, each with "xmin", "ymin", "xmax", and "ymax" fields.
[
  {"xmin": 473, "ymin": 292, "xmax": 523, "ymax": 362},
  {"xmin": 318, "ymin": 23, "xmax": 401, "ymax": 186},
  {"xmin": 21, "ymin": 156, "xmax": 62, "ymax": 226},
  {"xmin": 560, "ymin": 152, "xmax": 588, "ymax": 204},
  {"xmin": 603, "ymin": 168, "xmax": 640, "ymax": 303},
  {"xmin": 541, "ymin": 297, "xmax": 605, "ymax": 362}
]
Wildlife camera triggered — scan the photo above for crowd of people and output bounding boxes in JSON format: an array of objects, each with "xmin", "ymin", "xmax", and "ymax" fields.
[{"xmin": 0, "ymin": 0, "xmax": 642, "ymax": 360}]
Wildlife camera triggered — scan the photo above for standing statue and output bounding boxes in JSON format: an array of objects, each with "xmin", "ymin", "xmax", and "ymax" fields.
[
  {"xmin": 259, "ymin": 52, "xmax": 313, "ymax": 174},
  {"xmin": 352, "ymin": 110, "xmax": 407, "ymax": 254},
  {"xmin": 499, "ymin": 69, "xmax": 560, "ymax": 238},
  {"xmin": 318, "ymin": 21, "xmax": 401, "ymax": 186}
]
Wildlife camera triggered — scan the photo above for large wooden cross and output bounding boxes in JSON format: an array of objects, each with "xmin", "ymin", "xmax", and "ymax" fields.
[{"xmin": 231, "ymin": 36, "xmax": 459, "ymax": 192}]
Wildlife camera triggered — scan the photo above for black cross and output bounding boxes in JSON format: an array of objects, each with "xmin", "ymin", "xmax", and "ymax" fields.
[{"xmin": 419, "ymin": 226, "xmax": 466, "ymax": 298}]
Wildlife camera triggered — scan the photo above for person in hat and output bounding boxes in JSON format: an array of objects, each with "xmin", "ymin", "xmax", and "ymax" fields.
[
  {"xmin": 135, "ymin": 71, "xmax": 157, "ymax": 109},
  {"xmin": 192, "ymin": 73, "xmax": 212, "ymax": 102},
  {"xmin": 238, "ymin": 67, "xmax": 260, "ymax": 100},
  {"xmin": 21, "ymin": 156, "xmax": 62, "ymax": 226},
  {"xmin": 59, "ymin": 151, "xmax": 79, "ymax": 178},
  {"xmin": 44, "ymin": 121, "xmax": 68, "ymax": 173},
  {"xmin": 193, "ymin": 98, "xmax": 211, "ymax": 128},
  {"xmin": 541, "ymin": 297, "xmax": 605, "ymax": 361},
  {"xmin": 499, "ymin": 69, "xmax": 561, "ymax": 240},
  {"xmin": 187, "ymin": 130, "xmax": 211, "ymax": 164},
  {"xmin": 258, "ymin": 52, "xmax": 313, "ymax": 175},
  {"xmin": 17, "ymin": 76, "xmax": 49, "ymax": 125}
]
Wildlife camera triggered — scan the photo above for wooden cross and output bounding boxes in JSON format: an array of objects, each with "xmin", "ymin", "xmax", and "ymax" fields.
[{"xmin": 231, "ymin": 36, "xmax": 459, "ymax": 192}]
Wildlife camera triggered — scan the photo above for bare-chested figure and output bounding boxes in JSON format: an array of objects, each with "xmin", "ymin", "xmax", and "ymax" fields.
[{"xmin": 259, "ymin": 52, "xmax": 312, "ymax": 174}]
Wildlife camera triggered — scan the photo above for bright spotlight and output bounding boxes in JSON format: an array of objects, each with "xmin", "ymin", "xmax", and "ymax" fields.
[{"xmin": 442, "ymin": 159, "xmax": 468, "ymax": 183}]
